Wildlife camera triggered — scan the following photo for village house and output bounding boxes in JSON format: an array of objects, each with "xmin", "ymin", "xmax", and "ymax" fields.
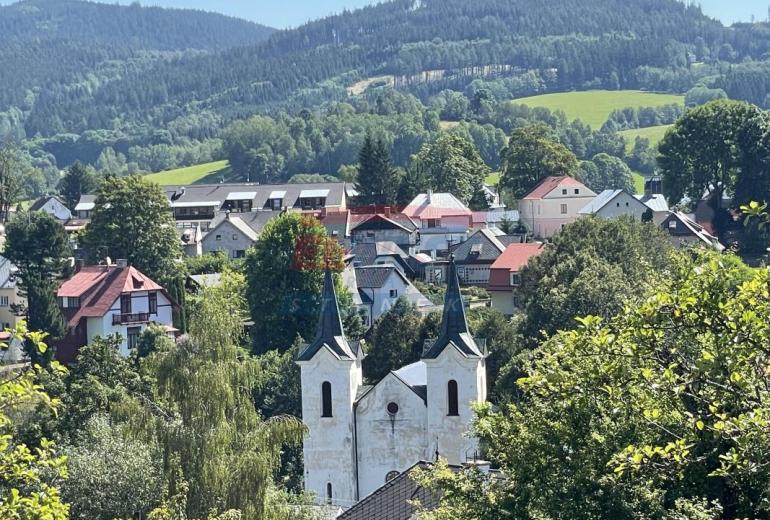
[
  {"xmin": 353, "ymin": 265, "xmax": 438, "ymax": 327},
  {"xmin": 28, "ymin": 195, "xmax": 73, "ymax": 221},
  {"xmin": 350, "ymin": 241, "xmax": 415, "ymax": 278},
  {"xmin": 518, "ymin": 176, "xmax": 596, "ymax": 238},
  {"xmin": 0, "ymin": 256, "xmax": 25, "ymax": 332},
  {"xmin": 73, "ymin": 194, "xmax": 96, "ymax": 220},
  {"xmin": 636, "ymin": 177, "xmax": 670, "ymax": 224},
  {"xmin": 349, "ymin": 210, "xmax": 419, "ymax": 251},
  {"xmin": 661, "ymin": 212, "xmax": 725, "ymax": 251},
  {"xmin": 402, "ymin": 191, "xmax": 472, "ymax": 254},
  {"xmin": 200, "ymin": 212, "xmax": 276, "ymax": 259},
  {"xmin": 449, "ymin": 228, "xmax": 524, "ymax": 286},
  {"xmin": 298, "ymin": 261, "xmax": 487, "ymax": 507},
  {"xmin": 579, "ymin": 189, "xmax": 651, "ymax": 220},
  {"xmin": 488, "ymin": 243, "xmax": 546, "ymax": 315},
  {"xmin": 55, "ymin": 261, "xmax": 177, "ymax": 364}
]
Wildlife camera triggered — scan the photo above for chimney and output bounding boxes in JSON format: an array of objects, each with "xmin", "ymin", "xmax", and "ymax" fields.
[
  {"xmin": 225, "ymin": 210, "xmax": 231, "ymax": 220},
  {"xmin": 427, "ymin": 189, "xmax": 433, "ymax": 204},
  {"xmin": 116, "ymin": 259, "xmax": 128, "ymax": 268},
  {"xmin": 384, "ymin": 206, "xmax": 391, "ymax": 217}
]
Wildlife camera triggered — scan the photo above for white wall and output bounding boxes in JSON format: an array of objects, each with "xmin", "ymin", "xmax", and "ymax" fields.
[
  {"xmin": 201, "ymin": 220, "xmax": 255, "ymax": 258},
  {"xmin": 594, "ymin": 193, "xmax": 648, "ymax": 220},
  {"xmin": 490, "ymin": 290, "xmax": 516, "ymax": 316},
  {"xmin": 39, "ymin": 199, "xmax": 72, "ymax": 221},
  {"xmin": 299, "ymin": 348, "xmax": 363, "ymax": 508},
  {"xmin": 355, "ymin": 374, "xmax": 430, "ymax": 498},
  {"xmin": 424, "ymin": 346, "xmax": 486, "ymax": 465},
  {"xmin": 520, "ymin": 188, "xmax": 596, "ymax": 238},
  {"xmin": 86, "ymin": 290, "xmax": 174, "ymax": 357},
  {"xmin": 359, "ymin": 272, "xmax": 409, "ymax": 323}
]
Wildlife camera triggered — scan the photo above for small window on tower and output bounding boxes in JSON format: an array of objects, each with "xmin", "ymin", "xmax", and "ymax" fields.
[
  {"xmin": 321, "ymin": 382, "xmax": 333, "ymax": 418},
  {"xmin": 447, "ymin": 380, "xmax": 459, "ymax": 416},
  {"xmin": 326, "ymin": 482, "xmax": 333, "ymax": 504}
]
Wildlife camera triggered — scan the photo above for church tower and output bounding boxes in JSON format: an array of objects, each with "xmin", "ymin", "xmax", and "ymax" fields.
[
  {"xmin": 297, "ymin": 270, "xmax": 364, "ymax": 507},
  {"xmin": 423, "ymin": 256, "xmax": 487, "ymax": 465}
]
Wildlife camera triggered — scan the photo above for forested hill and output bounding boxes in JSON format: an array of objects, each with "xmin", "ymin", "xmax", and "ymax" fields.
[
  {"xmin": 17, "ymin": 0, "xmax": 770, "ymax": 138},
  {"xmin": 0, "ymin": 0, "xmax": 275, "ymax": 50}
]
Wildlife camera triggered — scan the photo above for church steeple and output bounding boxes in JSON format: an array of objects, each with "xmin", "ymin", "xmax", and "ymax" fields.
[
  {"xmin": 297, "ymin": 269, "xmax": 357, "ymax": 361},
  {"xmin": 423, "ymin": 256, "xmax": 484, "ymax": 359}
]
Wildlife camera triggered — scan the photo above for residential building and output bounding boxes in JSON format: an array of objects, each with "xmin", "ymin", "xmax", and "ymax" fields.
[
  {"xmin": 518, "ymin": 176, "xmax": 596, "ymax": 238},
  {"xmin": 471, "ymin": 209, "xmax": 520, "ymax": 232},
  {"xmin": 297, "ymin": 261, "xmax": 487, "ymax": 507},
  {"xmin": 636, "ymin": 177, "xmax": 670, "ymax": 225},
  {"xmin": 350, "ymin": 242, "xmax": 415, "ymax": 278},
  {"xmin": 180, "ymin": 225, "xmax": 203, "ymax": 257},
  {"xmin": 349, "ymin": 210, "xmax": 418, "ymax": 250},
  {"xmin": 0, "ymin": 256, "xmax": 25, "ymax": 331},
  {"xmin": 200, "ymin": 212, "xmax": 274, "ymax": 259},
  {"xmin": 402, "ymin": 191, "xmax": 472, "ymax": 253},
  {"xmin": 579, "ymin": 189, "xmax": 651, "ymax": 220},
  {"xmin": 74, "ymin": 194, "xmax": 96, "ymax": 220},
  {"xmin": 488, "ymin": 243, "xmax": 546, "ymax": 315},
  {"xmin": 29, "ymin": 196, "xmax": 73, "ymax": 221},
  {"xmin": 661, "ymin": 212, "xmax": 725, "ymax": 251},
  {"xmin": 354, "ymin": 265, "xmax": 438, "ymax": 327},
  {"xmin": 449, "ymin": 228, "xmax": 524, "ymax": 286},
  {"xmin": 55, "ymin": 262, "xmax": 177, "ymax": 364}
]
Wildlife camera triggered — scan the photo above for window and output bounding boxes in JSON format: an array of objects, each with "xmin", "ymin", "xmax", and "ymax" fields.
[
  {"xmin": 427, "ymin": 219, "xmax": 439, "ymax": 228},
  {"xmin": 120, "ymin": 294, "xmax": 132, "ymax": 314},
  {"xmin": 513, "ymin": 294, "xmax": 521, "ymax": 308},
  {"xmin": 448, "ymin": 380, "xmax": 459, "ymax": 416},
  {"xmin": 271, "ymin": 199, "xmax": 281, "ymax": 210},
  {"xmin": 233, "ymin": 250, "xmax": 246, "ymax": 259},
  {"xmin": 57, "ymin": 296, "xmax": 65, "ymax": 308},
  {"xmin": 127, "ymin": 327, "xmax": 141, "ymax": 350},
  {"xmin": 326, "ymin": 483, "xmax": 333, "ymax": 504},
  {"xmin": 560, "ymin": 204, "xmax": 568, "ymax": 215},
  {"xmin": 69, "ymin": 297, "xmax": 80, "ymax": 309},
  {"xmin": 389, "ymin": 289, "xmax": 398, "ymax": 298},
  {"xmin": 669, "ymin": 220, "xmax": 677, "ymax": 230},
  {"xmin": 216, "ymin": 234, "xmax": 222, "ymax": 241},
  {"xmin": 561, "ymin": 189, "xmax": 567, "ymax": 195},
  {"xmin": 1, "ymin": 322, "xmax": 9, "ymax": 330},
  {"xmin": 510, "ymin": 273, "xmax": 521, "ymax": 287},
  {"xmin": 387, "ymin": 402, "xmax": 399, "ymax": 415},
  {"xmin": 386, "ymin": 471, "xmax": 400, "ymax": 483},
  {"xmin": 232, "ymin": 234, "xmax": 238, "ymax": 241},
  {"xmin": 148, "ymin": 292, "xmax": 158, "ymax": 315},
  {"xmin": 0, "ymin": 296, "xmax": 9, "ymax": 307},
  {"xmin": 574, "ymin": 189, "xmax": 580, "ymax": 195},
  {"xmin": 321, "ymin": 382, "xmax": 333, "ymax": 417}
]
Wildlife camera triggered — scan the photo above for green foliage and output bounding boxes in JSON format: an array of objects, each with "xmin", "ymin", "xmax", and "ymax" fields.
[
  {"xmin": 245, "ymin": 212, "xmax": 345, "ymax": 354},
  {"xmin": 82, "ymin": 175, "xmax": 182, "ymax": 283},
  {"xmin": 0, "ymin": 323, "xmax": 69, "ymax": 520},
  {"xmin": 517, "ymin": 216, "xmax": 672, "ymax": 345},
  {"xmin": 355, "ymin": 134, "xmax": 403, "ymax": 205},
  {"xmin": 185, "ymin": 251, "xmax": 233, "ymax": 276},
  {"xmin": 61, "ymin": 414, "xmax": 164, "ymax": 519},
  {"xmin": 500, "ymin": 124, "xmax": 580, "ymax": 199},
  {"xmin": 419, "ymin": 251, "xmax": 770, "ymax": 518},
  {"xmin": 408, "ymin": 133, "xmax": 490, "ymax": 205},
  {"xmin": 0, "ymin": 142, "xmax": 27, "ymax": 222},
  {"xmin": 58, "ymin": 161, "xmax": 99, "ymax": 210},
  {"xmin": 580, "ymin": 153, "xmax": 635, "ymax": 193},
  {"xmin": 363, "ymin": 298, "xmax": 424, "ymax": 382}
]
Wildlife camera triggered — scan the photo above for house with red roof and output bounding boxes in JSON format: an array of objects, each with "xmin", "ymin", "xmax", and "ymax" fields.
[
  {"xmin": 349, "ymin": 208, "xmax": 419, "ymax": 251},
  {"xmin": 55, "ymin": 261, "xmax": 178, "ymax": 363},
  {"xmin": 488, "ymin": 243, "xmax": 545, "ymax": 315},
  {"xmin": 518, "ymin": 176, "xmax": 595, "ymax": 238},
  {"xmin": 402, "ymin": 191, "xmax": 472, "ymax": 253}
]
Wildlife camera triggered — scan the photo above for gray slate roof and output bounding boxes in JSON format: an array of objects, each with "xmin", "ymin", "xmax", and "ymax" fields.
[
  {"xmin": 350, "ymin": 242, "xmax": 409, "ymax": 267},
  {"xmin": 355, "ymin": 265, "xmax": 397, "ymax": 289},
  {"xmin": 450, "ymin": 228, "xmax": 521, "ymax": 264},
  {"xmin": 163, "ymin": 182, "xmax": 348, "ymax": 210},
  {"xmin": 337, "ymin": 462, "xmax": 440, "ymax": 520},
  {"xmin": 29, "ymin": 195, "xmax": 67, "ymax": 212},
  {"xmin": 207, "ymin": 211, "xmax": 279, "ymax": 239},
  {"xmin": 637, "ymin": 193, "xmax": 670, "ymax": 213},
  {"xmin": 0, "ymin": 256, "xmax": 18, "ymax": 289}
]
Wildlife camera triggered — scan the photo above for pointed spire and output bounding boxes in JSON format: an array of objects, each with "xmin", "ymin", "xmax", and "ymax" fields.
[
  {"xmin": 423, "ymin": 256, "xmax": 483, "ymax": 359},
  {"xmin": 297, "ymin": 269, "xmax": 356, "ymax": 361}
]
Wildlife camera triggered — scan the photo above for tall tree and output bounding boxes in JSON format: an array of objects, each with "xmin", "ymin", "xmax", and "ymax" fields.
[
  {"xmin": 363, "ymin": 297, "xmax": 424, "ymax": 382},
  {"xmin": 245, "ymin": 213, "xmax": 346, "ymax": 354},
  {"xmin": 407, "ymin": 133, "xmax": 490, "ymax": 205},
  {"xmin": 5, "ymin": 212, "xmax": 71, "ymax": 364},
  {"xmin": 0, "ymin": 142, "xmax": 26, "ymax": 223},
  {"xmin": 580, "ymin": 153, "xmax": 636, "ymax": 193},
  {"xmin": 58, "ymin": 161, "xmax": 99, "ymax": 210},
  {"xmin": 81, "ymin": 176, "xmax": 181, "ymax": 283},
  {"xmin": 355, "ymin": 134, "xmax": 402, "ymax": 205},
  {"xmin": 500, "ymin": 125, "xmax": 580, "ymax": 200}
]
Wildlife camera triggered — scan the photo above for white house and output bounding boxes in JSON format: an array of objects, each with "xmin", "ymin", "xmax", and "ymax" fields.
[
  {"xmin": 354, "ymin": 265, "xmax": 437, "ymax": 328},
  {"xmin": 579, "ymin": 189, "xmax": 651, "ymax": 220},
  {"xmin": 29, "ymin": 196, "xmax": 73, "ymax": 221},
  {"xmin": 201, "ymin": 213, "xmax": 265, "ymax": 259},
  {"xmin": 297, "ymin": 262, "xmax": 487, "ymax": 508},
  {"xmin": 402, "ymin": 191, "xmax": 472, "ymax": 254},
  {"xmin": 518, "ymin": 176, "xmax": 596, "ymax": 238},
  {"xmin": 55, "ymin": 262, "xmax": 177, "ymax": 363}
]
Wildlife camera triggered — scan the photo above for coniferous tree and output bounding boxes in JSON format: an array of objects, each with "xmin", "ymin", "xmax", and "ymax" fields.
[
  {"xmin": 355, "ymin": 135, "xmax": 402, "ymax": 205},
  {"xmin": 58, "ymin": 161, "xmax": 99, "ymax": 211}
]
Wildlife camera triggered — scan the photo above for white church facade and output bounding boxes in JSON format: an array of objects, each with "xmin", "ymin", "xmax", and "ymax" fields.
[{"xmin": 297, "ymin": 259, "xmax": 488, "ymax": 508}]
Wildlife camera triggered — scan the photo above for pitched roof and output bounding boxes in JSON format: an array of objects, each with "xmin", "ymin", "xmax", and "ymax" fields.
[
  {"xmin": 402, "ymin": 192, "xmax": 472, "ymax": 220},
  {"xmin": 318, "ymin": 210, "xmax": 351, "ymax": 238},
  {"xmin": 206, "ymin": 211, "xmax": 278, "ymax": 239},
  {"xmin": 450, "ymin": 228, "xmax": 521, "ymax": 263},
  {"xmin": 664, "ymin": 212, "xmax": 726, "ymax": 251},
  {"xmin": 488, "ymin": 243, "xmax": 546, "ymax": 290},
  {"xmin": 163, "ymin": 182, "xmax": 348, "ymax": 211},
  {"xmin": 579, "ymin": 189, "xmax": 649, "ymax": 215},
  {"xmin": 522, "ymin": 176, "xmax": 587, "ymax": 200},
  {"xmin": 337, "ymin": 462, "xmax": 440, "ymax": 520},
  {"xmin": 29, "ymin": 195, "xmax": 67, "ymax": 212},
  {"xmin": 211, "ymin": 215, "xmax": 259, "ymax": 242},
  {"xmin": 297, "ymin": 270, "xmax": 359, "ymax": 362},
  {"xmin": 0, "ymin": 256, "xmax": 19, "ymax": 289},
  {"xmin": 349, "ymin": 213, "xmax": 418, "ymax": 233},
  {"xmin": 422, "ymin": 258, "xmax": 484, "ymax": 359},
  {"xmin": 57, "ymin": 265, "xmax": 168, "ymax": 326},
  {"xmin": 350, "ymin": 242, "xmax": 409, "ymax": 266},
  {"xmin": 74, "ymin": 194, "xmax": 97, "ymax": 212},
  {"xmin": 637, "ymin": 193, "xmax": 670, "ymax": 213},
  {"xmin": 355, "ymin": 265, "xmax": 397, "ymax": 289}
]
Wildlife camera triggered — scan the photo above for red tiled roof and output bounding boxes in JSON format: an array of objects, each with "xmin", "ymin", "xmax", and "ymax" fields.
[
  {"xmin": 58, "ymin": 265, "xmax": 166, "ymax": 326},
  {"xmin": 522, "ymin": 176, "xmax": 585, "ymax": 200},
  {"xmin": 488, "ymin": 243, "xmax": 545, "ymax": 290}
]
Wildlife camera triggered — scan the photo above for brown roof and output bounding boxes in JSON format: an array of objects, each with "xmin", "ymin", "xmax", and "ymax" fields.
[
  {"xmin": 488, "ymin": 243, "xmax": 545, "ymax": 290},
  {"xmin": 522, "ymin": 176, "xmax": 586, "ymax": 200}
]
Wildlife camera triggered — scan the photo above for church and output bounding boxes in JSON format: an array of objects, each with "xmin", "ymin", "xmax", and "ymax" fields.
[{"xmin": 297, "ymin": 258, "xmax": 488, "ymax": 508}]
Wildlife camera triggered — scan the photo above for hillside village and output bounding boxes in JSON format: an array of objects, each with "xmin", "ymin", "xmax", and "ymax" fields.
[{"xmin": 4, "ymin": 1, "xmax": 770, "ymax": 519}]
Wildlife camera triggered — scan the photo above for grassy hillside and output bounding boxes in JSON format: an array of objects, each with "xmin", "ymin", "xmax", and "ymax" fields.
[
  {"xmin": 144, "ymin": 160, "xmax": 231, "ymax": 186},
  {"xmin": 620, "ymin": 124, "xmax": 673, "ymax": 152},
  {"xmin": 513, "ymin": 90, "xmax": 684, "ymax": 128}
]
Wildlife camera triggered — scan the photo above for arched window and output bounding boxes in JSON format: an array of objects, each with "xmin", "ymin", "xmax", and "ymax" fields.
[
  {"xmin": 326, "ymin": 482, "xmax": 333, "ymax": 504},
  {"xmin": 321, "ymin": 382, "xmax": 333, "ymax": 418},
  {"xmin": 447, "ymin": 380, "xmax": 459, "ymax": 416}
]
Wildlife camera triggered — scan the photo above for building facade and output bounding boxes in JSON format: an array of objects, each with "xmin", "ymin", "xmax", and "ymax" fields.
[
  {"xmin": 519, "ymin": 176, "xmax": 596, "ymax": 238},
  {"xmin": 298, "ymin": 261, "xmax": 487, "ymax": 508}
]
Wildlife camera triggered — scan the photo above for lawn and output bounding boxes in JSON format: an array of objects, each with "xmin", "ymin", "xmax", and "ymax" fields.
[
  {"xmin": 620, "ymin": 124, "xmax": 673, "ymax": 152},
  {"xmin": 144, "ymin": 160, "xmax": 231, "ymax": 185},
  {"xmin": 512, "ymin": 90, "xmax": 684, "ymax": 128}
]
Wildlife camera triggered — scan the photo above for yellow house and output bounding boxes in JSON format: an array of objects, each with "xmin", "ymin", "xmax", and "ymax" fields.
[{"xmin": 0, "ymin": 256, "xmax": 25, "ymax": 331}]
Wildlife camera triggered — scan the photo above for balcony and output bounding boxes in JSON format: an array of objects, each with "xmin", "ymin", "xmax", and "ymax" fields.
[{"xmin": 113, "ymin": 312, "xmax": 150, "ymax": 325}]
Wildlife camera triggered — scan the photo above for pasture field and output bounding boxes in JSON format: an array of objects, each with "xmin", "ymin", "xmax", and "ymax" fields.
[
  {"xmin": 144, "ymin": 160, "xmax": 231, "ymax": 185},
  {"xmin": 620, "ymin": 124, "xmax": 673, "ymax": 152}
]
